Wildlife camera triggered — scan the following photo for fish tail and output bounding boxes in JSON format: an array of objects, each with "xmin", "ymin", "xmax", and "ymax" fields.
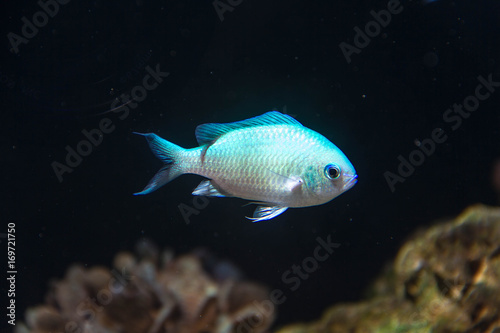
[{"xmin": 134, "ymin": 132, "xmax": 185, "ymax": 195}]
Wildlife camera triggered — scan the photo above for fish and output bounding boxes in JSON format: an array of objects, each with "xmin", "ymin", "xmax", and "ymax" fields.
[{"xmin": 134, "ymin": 111, "xmax": 357, "ymax": 222}]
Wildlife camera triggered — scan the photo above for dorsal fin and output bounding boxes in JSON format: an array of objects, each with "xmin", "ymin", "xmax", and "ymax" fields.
[{"xmin": 195, "ymin": 111, "xmax": 302, "ymax": 146}]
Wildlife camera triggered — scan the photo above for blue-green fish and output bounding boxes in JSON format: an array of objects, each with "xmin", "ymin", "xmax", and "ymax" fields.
[{"xmin": 135, "ymin": 111, "xmax": 357, "ymax": 221}]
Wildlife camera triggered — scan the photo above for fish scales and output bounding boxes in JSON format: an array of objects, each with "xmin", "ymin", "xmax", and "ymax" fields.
[{"xmin": 194, "ymin": 125, "xmax": 315, "ymax": 205}]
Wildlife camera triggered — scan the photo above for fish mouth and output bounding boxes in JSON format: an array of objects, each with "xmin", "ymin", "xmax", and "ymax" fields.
[{"xmin": 343, "ymin": 174, "xmax": 358, "ymax": 191}]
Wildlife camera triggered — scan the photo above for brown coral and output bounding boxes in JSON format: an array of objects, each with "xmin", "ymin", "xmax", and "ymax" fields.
[
  {"xmin": 276, "ymin": 205, "xmax": 500, "ymax": 333},
  {"xmin": 16, "ymin": 241, "xmax": 274, "ymax": 333}
]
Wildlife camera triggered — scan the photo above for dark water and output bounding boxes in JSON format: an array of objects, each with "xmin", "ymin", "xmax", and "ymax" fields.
[{"xmin": 1, "ymin": 0, "xmax": 500, "ymax": 330}]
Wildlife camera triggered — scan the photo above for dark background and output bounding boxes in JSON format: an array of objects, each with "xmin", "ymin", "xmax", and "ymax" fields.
[{"xmin": 1, "ymin": 0, "xmax": 500, "ymax": 330}]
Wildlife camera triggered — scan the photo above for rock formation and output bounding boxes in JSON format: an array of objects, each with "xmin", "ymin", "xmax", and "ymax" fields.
[
  {"xmin": 276, "ymin": 205, "xmax": 500, "ymax": 333},
  {"xmin": 16, "ymin": 240, "xmax": 274, "ymax": 333}
]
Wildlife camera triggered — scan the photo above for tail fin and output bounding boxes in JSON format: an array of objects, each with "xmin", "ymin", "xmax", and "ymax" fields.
[{"xmin": 134, "ymin": 132, "xmax": 184, "ymax": 195}]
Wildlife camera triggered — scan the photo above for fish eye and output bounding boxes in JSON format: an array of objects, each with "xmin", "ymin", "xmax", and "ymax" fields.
[{"xmin": 324, "ymin": 164, "xmax": 341, "ymax": 180}]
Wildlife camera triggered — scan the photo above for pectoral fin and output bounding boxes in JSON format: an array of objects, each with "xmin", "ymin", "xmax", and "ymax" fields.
[
  {"xmin": 265, "ymin": 168, "xmax": 303, "ymax": 194},
  {"xmin": 247, "ymin": 206, "xmax": 288, "ymax": 222},
  {"xmin": 192, "ymin": 180, "xmax": 230, "ymax": 197}
]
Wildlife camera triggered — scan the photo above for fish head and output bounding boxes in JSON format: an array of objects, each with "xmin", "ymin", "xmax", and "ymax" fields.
[{"xmin": 303, "ymin": 144, "xmax": 357, "ymax": 205}]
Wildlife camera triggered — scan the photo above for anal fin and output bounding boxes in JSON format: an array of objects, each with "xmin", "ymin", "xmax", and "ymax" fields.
[{"xmin": 247, "ymin": 206, "xmax": 288, "ymax": 222}]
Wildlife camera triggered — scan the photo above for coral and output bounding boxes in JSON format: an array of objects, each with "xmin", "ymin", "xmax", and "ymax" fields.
[
  {"xmin": 276, "ymin": 205, "xmax": 500, "ymax": 333},
  {"xmin": 16, "ymin": 240, "xmax": 274, "ymax": 333}
]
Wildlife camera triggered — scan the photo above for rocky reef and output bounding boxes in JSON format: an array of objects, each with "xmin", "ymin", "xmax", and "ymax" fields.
[
  {"xmin": 276, "ymin": 205, "xmax": 500, "ymax": 333},
  {"xmin": 16, "ymin": 241, "xmax": 274, "ymax": 333},
  {"xmin": 17, "ymin": 205, "xmax": 500, "ymax": 333}
]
